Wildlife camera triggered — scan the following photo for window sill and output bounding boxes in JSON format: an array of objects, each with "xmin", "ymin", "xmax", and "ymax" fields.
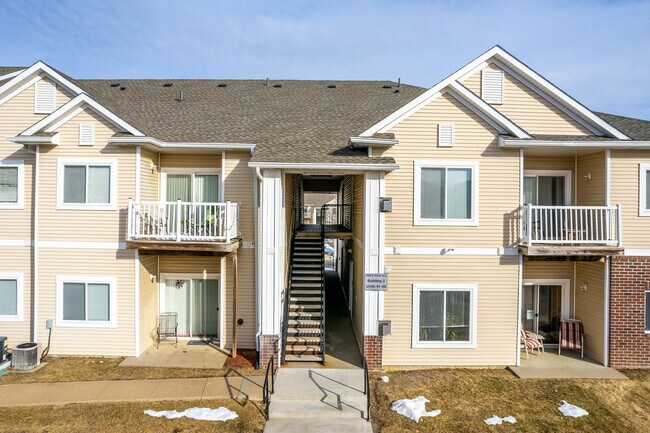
[
  {"xmin": 0, "ymin": 316, "xmax": 23, "ymax": 322},
  {"xmin": 56, "ymin": 204, "xmax": 116, "ymax": 211},
  {"xmin": 412, "ymin": 341, "xmax": 476, "ymax": 349},
  {"xmin": 56, "ymin": 321, "xmax": 116, "ymax": 329},
  {"xmin": 0, "ymin": 204, "xmax": 24, "ymax": 210}
]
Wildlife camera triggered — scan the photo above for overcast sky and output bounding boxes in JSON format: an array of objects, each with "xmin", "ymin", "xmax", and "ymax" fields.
[{"xmin": 1, "ymin": 0, "xmax": 648, "ymax": 118}]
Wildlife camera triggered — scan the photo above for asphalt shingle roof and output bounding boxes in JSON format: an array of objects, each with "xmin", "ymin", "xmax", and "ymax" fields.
[
  {"xmin": 73, "ymin": 79, "xmax": 426, "ymax": 164},
  {"xmin": 595, "ymin": 112, "xmax": 650, "ymax": 141}
]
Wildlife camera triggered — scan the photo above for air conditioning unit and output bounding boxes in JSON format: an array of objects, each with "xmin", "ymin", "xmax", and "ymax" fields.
[{"xmin": 12, "ymin": 343, "xmax": 39, "ymax": 371}]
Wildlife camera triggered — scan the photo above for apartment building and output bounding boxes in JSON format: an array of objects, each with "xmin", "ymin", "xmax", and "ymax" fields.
[{"xmin": 0, "ymin": 46, "xmax": 648, "ymax": 369}]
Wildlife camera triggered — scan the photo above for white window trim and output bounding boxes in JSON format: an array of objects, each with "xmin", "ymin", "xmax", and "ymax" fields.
[
  {"xmin": 523, "ymin": 170, "xmax": 572, "ymax": 205},
  {"xmin": 639, "ymin": 164, "xmax": 650, "ymax": 217},
  {"xmin": 56, "ymin": 275, "xmax": 117, "ymax": 328},
  {"xmin": 413, "ymin": 160, "xmax": 479, "ymax": 226},
  {"xmin": 56, "ymin": 158, "xmax": 117, "ymax": 210},
  {"xmin": 79, "ymin": 123, "xmax": 95, "ymax": 146},
  {"xmin": 412, "ymin": 284, "xmax": 478, "ymax": 349},
  {"xmin": 0, "ymin": 273, "xmax": 23, "ymax": 322},
  {"xmin": 160, "ymin": 168, "xmax": 220, "ymax": 203},
  {"xmin": 0, "ymin": 160, "xmax": 24, "ymax": 209}
]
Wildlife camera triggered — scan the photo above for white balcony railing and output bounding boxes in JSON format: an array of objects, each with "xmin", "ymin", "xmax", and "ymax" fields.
[
  {"xmin": 521, "ymin": 204, "xmax": 622, "ymax": 246},
  {"xmin": 127, "ymin": 199, "xmax": 240, "ymax": 243}
]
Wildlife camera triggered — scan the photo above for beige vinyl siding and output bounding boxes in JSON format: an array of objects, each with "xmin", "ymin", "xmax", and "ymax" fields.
[
  {"xmin": 523, "ymin": 260, "xmax": 575, "ymax": 316},
  {"xmin": 139, "ymin": 255, "xmax": 159, "ymax": 353},
  {"xmin": 352, "ymin": 174, "xmax": 365, "ymax": 348},
  {"xmin": 140, "ymin": 149, "xmax": 159, "ymax": 201},
  {"xmin": 610, "ymin": 150, "xmax": 650, "ymax": 248},
  {"xmin": 384, "ymin": 92, "xmax": 520, "ymax": 248},
  {"xmin": 158, "ymin": 256, "xmax": 220, "ymax": 274},
  {"xmin": 0, "ymin": 247, "xmax": 32, "ymax": 344},
  {"xmin": 575, "ymin": 261, "xmax": 605, "ymax": 363},
  {"xmin": 38, "ymin": 108, "xmax": 135, "ymax": 242},
  {"xmin": 38, "ymin": 248, "xmax": 136, "ymax": 356},
  {"xmin": 577, "ymin": 151, "xmax": 606, "ymax": 206},
  {"xmin": 462, "ymin": 63, "xmax": 591, "ymax": 135},
  {"xmin": 160, "ymin": 153, "xmax": 222, "ymax": 170},
  {"xmin": 524, "ymin": 156, "xmax": 574, "ymax": 172},
  {"xmin": 382, "ymin": 255, "xmax": 519, "ymax": 366}
]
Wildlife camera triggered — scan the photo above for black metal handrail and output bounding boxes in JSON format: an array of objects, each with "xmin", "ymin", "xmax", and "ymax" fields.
[
  {"xmin": 363, "ymin": 357, "xmax": 370, "ymax": 421},
  {"xmin": 281, "ymin": 214, "xmax": 297, "ymax": 365},
  {"xmin": 320, "ymin": 204, "xmax": 352, "ymax": 231},
  {"xmin": 320, "ymin": 205, "xmax": 327, "ymax": 364},
  {"xmin": 262, "ymin": 355, "xmax": 275, "ymax": 419}
]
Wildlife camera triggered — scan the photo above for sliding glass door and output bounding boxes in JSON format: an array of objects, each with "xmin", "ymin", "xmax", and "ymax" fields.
[
  {"xmin": 163, "ymin": 278, "xmax": 219, "ymax": 338},
  {"xmin": 521, "ymin": 284, "xmax": 564, "ymax": 344}
]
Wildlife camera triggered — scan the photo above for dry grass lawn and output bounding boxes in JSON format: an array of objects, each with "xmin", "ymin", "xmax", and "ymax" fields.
[
  {"xmin": 371, "ymin": 368, "xmax": 649, "ymax": 433},
  {"xmin": 0, "ymin": 353, "xmax": 262, "ymax": 385},
  {"xmin": 0, "ymin": 399, "xmax": 265, "ymax": 433}
]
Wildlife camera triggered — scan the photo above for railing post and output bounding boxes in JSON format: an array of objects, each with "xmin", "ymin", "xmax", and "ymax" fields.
[
  {"xmin": 526, "ymin": 203, "xmax": 533, "ymax": 244},
  {"xmin": 176, "ymin": 199, "xmax": 182, "ymax": 242},
  {"xmin": 127, "ymin": 198, "xmax": 133, "ymax": 240},
  {"xmin": 616, "ymin": 204, "xmax": 623, "ymax": 247},
  {"xmin": 226, "ymin": 200, "xmax": 231, "ymax": 243}
]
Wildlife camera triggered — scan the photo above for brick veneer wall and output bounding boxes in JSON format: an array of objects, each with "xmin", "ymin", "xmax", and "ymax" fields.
[
  {"xmin": 258, "ymin": 334, "xmax": 279, "ymax": 369},
  {"xmin": 363, "ymin": 335, "xmax": 383, "ymax": 370},
  {"xmin": 609, "ymin": 257, "xmax": 650, "ymax": 368}
]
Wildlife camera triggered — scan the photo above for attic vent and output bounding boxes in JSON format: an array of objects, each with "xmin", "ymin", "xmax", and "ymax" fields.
[
  {"xmin": 163, "ymin": 83, "xmax": 173, "ymax": 87},
  {"xmin": 382, "ymin": 84, "xmax": 392, "ymax": 89},
  {"xmin": 438, "ymin": 124, "xmax": 454, "ymax": 147},
  {"xmin": 110, "ymin": 83, "xmax": 120, "ymax": 88},
  {"xmin": 120, "ymin": 86, "xmax": 126, "ymax": 91},
  {"xmin": 482, "ymin": 69, "xmax": 504, "ymax": 104},
  {"xmin": 217, "ymin": 83, "xmax": 227, "ymax": 88},
  {"xmin": 79, "ymin": 123, "xmax": 95, "ymax": 146},
  {"xmin": 327, "ymin": 84, "xmax": 336, "ymax": 89},
  {"xmin": 34, "ymin": 81, "xmax": 56, "ymax": 114},
  {"xmin": 273, "ymin": 83, "xmax": 282, "ymax": 88}
]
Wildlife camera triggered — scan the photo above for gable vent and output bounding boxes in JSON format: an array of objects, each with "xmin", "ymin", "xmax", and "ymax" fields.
[
  {"xmin": 482, "ymin": 69, "xmax": 504, "ymax": 104},
  {"xmin": 79, "ymin": 123, "xmax": 95, "ymax": 146},
  {"xmin": 438, "ymin": 124, "xmax": 454, "ymax": 147},
  {"xmin": 34, "ymin": 81, "xmax": 56, "ymax": 114}
]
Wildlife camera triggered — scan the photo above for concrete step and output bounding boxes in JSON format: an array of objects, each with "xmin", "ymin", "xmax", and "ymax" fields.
[
  {"xmin": 294, "ymin": 251, "xmax": 322, "ymax": 256},
  {"xmin": 285, "ymin": 345, "xmax": 323, "ymax": 355},
  {"xmin": 283, "ymin": 354, "xmax": 324, "ymax": 363},
  {"xmin": 264, "ymin": 418, "xmax": 372, "ymax": 433},
  {"xmin": 291, "ymin": 276, "xmax": 321, "ymax": 281},
  {"xmin": 293, "ymin": 258, "xmax": 322, "ymax": 263},
  {"xmin": 291, "ymin": 282, "xmax": 322, "ymax": 288},
  {"xmin": 293, "ymin": 263, "xmax": 321, "ymax": 268},
  {"xmin": 273, "ymin": 368, "xmax": 365, "ymax": 399},
  {"xmin": 269, "ymin": 399, "xmax": 366, "ymax": 419}
]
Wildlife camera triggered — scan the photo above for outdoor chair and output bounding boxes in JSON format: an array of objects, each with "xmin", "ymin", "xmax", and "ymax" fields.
[
  {"xmin": 157, "ymin": 312, "xmax": 178, "ymax": 348},
  {"xmin": 520, "ymin": 327, "xmax": 543, "ymax": 359},
  {"xmin": 558, "ymin": 319, "xmax": 584, "ymax": 358}
]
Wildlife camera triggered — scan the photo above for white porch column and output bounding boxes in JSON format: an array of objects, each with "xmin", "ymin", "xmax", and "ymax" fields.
[
  {"xmin": 259, "ymin": 169, "xmax": 285, "ymax": 336},
  {"xmin": 363, "ymin": 171, "xmax": 385, "ymax": 336}
]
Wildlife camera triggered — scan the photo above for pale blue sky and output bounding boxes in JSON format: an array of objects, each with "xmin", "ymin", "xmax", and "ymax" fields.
[{"xmin": 1, "ymin": 0, "xmax": 648, "ymax": 118}]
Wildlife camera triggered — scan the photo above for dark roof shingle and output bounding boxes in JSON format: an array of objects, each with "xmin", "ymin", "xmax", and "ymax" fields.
[{"xmin": 595, "ymin": 112, "xmax": 650, "ymax": 141}]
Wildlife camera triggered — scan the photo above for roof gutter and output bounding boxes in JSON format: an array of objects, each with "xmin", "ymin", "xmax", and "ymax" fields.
[
  {"xmin": 248, "ymin": 161, "xmax": 399, "ymax": 171},
  {"xmin": 108, "ymin": 136, "xmax": 256, "ymax": 151},
  {"xmin": 498, "ymin": 136, "xmax": 650, "ymax": 149},
  {"xmin": 7, "ymin": 133, "xmax": 59, "ymax": 145}
]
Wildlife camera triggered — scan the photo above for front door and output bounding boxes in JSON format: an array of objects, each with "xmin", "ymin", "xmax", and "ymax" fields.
[
  {"xmin": 162, "ymin": 278, "xmax": 219, "ymax": 338},
  {"xmin": 521, "ymin": 284, "xmax": 564, "ymax": 344}
]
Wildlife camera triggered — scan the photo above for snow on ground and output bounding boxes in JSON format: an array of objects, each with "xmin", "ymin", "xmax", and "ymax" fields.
[
  {"xmin": 390, "ymin": 396, "xmax": 441, "ymax": 422},
  {"xmin": 144, "ymin": 407, "xmax": 238, "ymax": 421}
]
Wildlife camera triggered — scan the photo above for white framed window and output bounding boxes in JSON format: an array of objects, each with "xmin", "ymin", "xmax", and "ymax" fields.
[
  {"xmin": 35, "ymin": 81, "xmax": 56, "ymax": 114},
  {"xmin": 414, "ymin": 160, "xmax": 478, "ymax": 226},
  {"xmin": 645, "ymin": 290, "xmax": 650, "ymax": 333},
  {"xmin": 437, "ymin": 124, "xmax": 454, "ymax": 147},
  {"xmin": 56, "ymin": 159, "xmax": 117, "ymax": 210},
  {"xmin": 56, "ymin": 276, "xmax": 117, "ymax": 328},
  {"xmin": 0, "ymin": 273, "xmax": 23, "ymax": 322},
  {"xmin": 523, "ymin": 170, "xmax": 572, "ymax": 206},
  {"xmin": 0, "ymin": 160, "xmax": 24, "ymax": 209},
  {"xmin": 639, "ymin": 164, "xmax": 650, "ymax": 217},
  {"xmin": 161, "ymin": 168, "xmax": 220, "ymax": 203},
  {"xmin": 79, "ymin": 124, "xmax": 95, "ymax": 146},
  {"xmin": 412, "ymin": 284, "xmax": 477, "ymax": 349},
  {"xmin": 482, "ymin": 69, "xmax": 504, "ymax": 104}
]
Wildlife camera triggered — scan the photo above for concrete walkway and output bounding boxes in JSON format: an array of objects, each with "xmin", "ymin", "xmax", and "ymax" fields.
[
  {"xmin": 119, "ymin": 341, "xmax": 228, "ymax": 369},
  {"xmin": 0, "ymin": 375, "xmax": 264, "ymax": 407},
  {"xmin": 509, "ymin": 351, "xmax": 628, "ymax": 379}
]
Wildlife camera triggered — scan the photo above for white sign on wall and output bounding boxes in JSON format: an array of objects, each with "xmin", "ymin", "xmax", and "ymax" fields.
[{"xmin": 365, "ymin": 273, "xmax": 388, "ymax": 291}]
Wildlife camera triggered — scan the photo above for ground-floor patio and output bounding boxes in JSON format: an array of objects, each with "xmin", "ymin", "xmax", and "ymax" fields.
[{"xmin": 509, "ymin": 350, "xmax": 627, "ymax": 379}]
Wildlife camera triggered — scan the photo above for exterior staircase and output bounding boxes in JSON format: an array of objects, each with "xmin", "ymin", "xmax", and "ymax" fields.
[{"xmin": 284, "ymin": 236, "xmax": 325, "ymax": 363}]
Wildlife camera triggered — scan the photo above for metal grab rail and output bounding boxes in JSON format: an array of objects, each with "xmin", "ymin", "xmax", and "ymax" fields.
[
  {"xmin": 281, "ymin": 216, "xmax": 296, "ymax": 365},
  {"xmin": 319, "ymin": 203, "xmax": 353, "ymax": 230},
  {"xmin": 363, "ymin": 357, "xmax": 370, "ymax": 421},
  {"xmin": 127, "ymin": 199, "xmax": 240, "ymax": 242},
  {"xmin": 319, "ymin": 205, "xmax": 327, "ymax": 364},
  {"xmin": 262, "ymin": 355, "xmax": 275, "ymax": 420},
  {"xmin": 520, "ymin": 204, "xmax": 622, "ymax": 246}
]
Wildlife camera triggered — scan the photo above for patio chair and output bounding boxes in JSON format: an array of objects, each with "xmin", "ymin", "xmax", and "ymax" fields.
[
  {"xmin": 520, "ymin": 327, "xmax": 543, "ymax": 359},
  {"xmin": 157, "ymin": 312, "xmax": 178, "ymax": 348},
  {"xmin": 558, "ymin": 319, "xmax": 584, "ymax": 359}
]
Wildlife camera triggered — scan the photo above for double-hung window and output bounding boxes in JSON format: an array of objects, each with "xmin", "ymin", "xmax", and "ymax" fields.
[
  {"xmin": 639, "ymin": 164, "xmax": 650, "ymax": 216},
  {"xmin": 413, "ymin": 284, "xmax": 477, "ymax": 348},
  {"xmin": 56, "ymin": 276, "xmax": 116, "ymax": 327},
  {"xmin": 57, "ymin": 159, "xmax": 117, "ymax": 210},
  {"xmin": 414, "ymin": 160, "xmax": 478, "ymax": 225},
  {"xmin": 0, "ymin": 274, "xmax": 23, "ymax": 321},
  {"xmin": 0, "ymin": 160, "xmax": 24, "ymax": 209}
]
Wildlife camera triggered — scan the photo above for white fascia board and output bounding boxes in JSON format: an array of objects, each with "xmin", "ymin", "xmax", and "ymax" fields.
[
  {"xmin": 0, "ymin": 69, "xmax": 25, "ymax": 82},
  {"xmin": 7, "ymin": 133, "xmax": 59, "ymax": 145},
  {"xmin": 248, "ymin": 161, "xmax": 399, "ymax": 171},
  {"xmin": 108, "ymin": 136, "xmax": 256, "ymax": 151},
  {"xmin": 0, "ymin": 61, "xmax": 85, "ymax": 103},
  {"xmin": 498, "ymin": 136, "xmax": 650, "ymax": 149},
  {"xmin": 348, "ymin": 137, "xmax": 399, "ymax": 148},
  {"xmin": 20, "ymin": 93, "xmax": 144, "ymax": 137}
]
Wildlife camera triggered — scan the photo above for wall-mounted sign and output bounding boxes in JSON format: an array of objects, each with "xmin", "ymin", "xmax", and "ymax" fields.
[{"xmin": 365, "ymin": 273, "xmax": 388, "ymax": 291}]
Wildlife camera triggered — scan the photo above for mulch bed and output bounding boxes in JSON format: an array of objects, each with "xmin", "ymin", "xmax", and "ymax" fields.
[{"xmin": 224, "ymin": 349, "xmax": 258, "ymax": 369}]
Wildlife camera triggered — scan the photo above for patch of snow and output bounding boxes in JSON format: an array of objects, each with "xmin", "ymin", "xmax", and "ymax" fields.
[
  {"xmin": 502, "ymin": 416, "xmax": 517, "ymax": 424},
  {"xmin": 484, "ymin": 415, "xmax": 517, "ymax": 425},
  {"xmin": 390, "ymin": 396, "xmax": 441, "ymax": 423},
  {"xmin": 558, "ymin": 401, "xmax": 589, "ymax": 418},
  {"xmin": 380, "ymin": 375, "xmax": 389, "ymax": 383},
  {"xmin": 144, "ymin": 407, "xmax": 238, "ymax": 422}
]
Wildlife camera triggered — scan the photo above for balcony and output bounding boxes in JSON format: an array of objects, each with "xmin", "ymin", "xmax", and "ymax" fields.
[
  {"xmin": 127, "ymin": 200, "xmax": 240, "ymax": 253},
  {"xmin": 519, "ymin": 204, "xmax": 623, "ymax": 256}
]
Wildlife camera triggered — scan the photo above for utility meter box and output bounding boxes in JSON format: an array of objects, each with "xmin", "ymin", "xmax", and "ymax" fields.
[
  {"xmin": 379, "ymin": 197, "xmax": 392, "ymax": 213},
  {"xmin": 378, "ymin": 320, "xmax": 392, "ymax": 336}
]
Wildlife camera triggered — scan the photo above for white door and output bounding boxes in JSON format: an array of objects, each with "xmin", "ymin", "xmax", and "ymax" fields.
[{"xmin": 163, "ymin": 277, "xmax": 219, "ymax": 338}]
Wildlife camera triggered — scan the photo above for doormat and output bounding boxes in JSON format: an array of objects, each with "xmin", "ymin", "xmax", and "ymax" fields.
[{"xmin": 187, "ymin": 340, "xmax": 212, "ymax": 346}]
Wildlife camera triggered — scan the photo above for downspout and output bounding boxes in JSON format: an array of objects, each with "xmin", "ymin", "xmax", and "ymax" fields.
[
  {"xmin": 254, "ymin": 167, "xmax": 263, "ymax": 351},
  {"xmin": 31, "ymin": 145, "xmax": 40, "ymax": 343},
  {"xmin": 604, "ymin": 149, "xmax": 611, "ymax": 366},
  {"xmin": 516, "ymin": 148, "xmax": 524, "ymax": 366},
  {"xmin": 134, "ymin": 145, "xmax": 141, "ymax": 356}
]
